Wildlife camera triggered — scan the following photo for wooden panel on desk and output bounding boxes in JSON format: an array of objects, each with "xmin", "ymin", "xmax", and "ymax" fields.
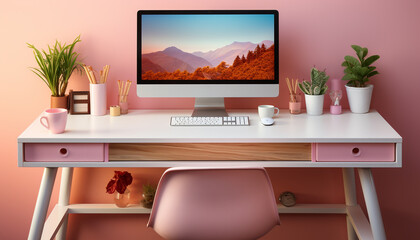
[{"xmin": 108, "ymin": 143, "xmax": 311, "ymax": 161}]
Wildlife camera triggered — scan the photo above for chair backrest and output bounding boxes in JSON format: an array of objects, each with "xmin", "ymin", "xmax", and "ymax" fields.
[{"xmin": 147, "ymin": 167, "xmax": 280, "ymax": 240}]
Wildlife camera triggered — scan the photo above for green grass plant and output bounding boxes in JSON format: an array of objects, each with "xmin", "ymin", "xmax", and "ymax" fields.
[{"xmin": 28, "ymin": 36, "xmax": 81, "ymax": 96}]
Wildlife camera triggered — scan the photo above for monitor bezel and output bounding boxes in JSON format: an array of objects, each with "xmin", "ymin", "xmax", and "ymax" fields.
[{"xmin": 137, "ymin": 10, "xmax": 279, "ymax": 85}]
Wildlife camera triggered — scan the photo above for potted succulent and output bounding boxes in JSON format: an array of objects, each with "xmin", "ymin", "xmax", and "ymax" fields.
[
  {"xmin": 342, "ymin": 45, "xmax": 380, "ymax": 113},
  {"xmin": 28, "ymin": 36, "xmax": 82, "ymax": 109},
  {"xmin": 299, "ymin": 67, "xmax": 329, "ymax": 115},
  {"xmin": 141, "ymin": 183, "xmax": 157, "ymax": 209}
]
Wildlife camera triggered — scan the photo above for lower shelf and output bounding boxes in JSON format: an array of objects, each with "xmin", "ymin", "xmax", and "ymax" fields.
[
  {"xmin": 43, "ymin": 203, "xmax": 373, "ymax": 240},
  {"xmin": 66, "ymin": 203, "xmax": 347, "ymax": 214}
]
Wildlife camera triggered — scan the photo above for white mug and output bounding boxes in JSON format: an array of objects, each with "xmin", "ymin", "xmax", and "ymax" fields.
[{"xmin": 258, "ymin": 105, "xmax": 280, "ymax": 119}]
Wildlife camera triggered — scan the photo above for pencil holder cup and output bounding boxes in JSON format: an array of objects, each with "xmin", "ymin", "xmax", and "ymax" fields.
[
  {"xmin": 118, "ymin": 94, "xmax": 128, "ymax": 114},
  {"xmin": 90, "ymin": 83, "xmax": 107, "ymax": 116},
  {"xmin": 289, "ymin": 93, "xmax": 301, "ymax": 114}
]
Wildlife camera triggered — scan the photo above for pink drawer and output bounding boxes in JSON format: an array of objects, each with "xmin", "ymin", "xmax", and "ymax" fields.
[
  {"xmin": 312, "ymin": 143, "xmax": 395, "ymax": 162},
  {"xmin": 24, "ymin": 143, "xmax": 108, "ymax": 162}
]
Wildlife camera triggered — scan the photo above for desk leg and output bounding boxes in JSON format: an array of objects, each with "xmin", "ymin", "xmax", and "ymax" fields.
[
  {"xmin": 358, "ymin": 168, "xmax": 386, "ymax": 240},
  {"xmin": 28, "ymin": 167, "xmax": 58, "ymax": 240},
  {"xmin": 56, "ymin": 167, "xmax": 74, "ymax": 240},
  {"xmin": 343, "ymin": 168, "xmax": 358, "ymax": 240}
]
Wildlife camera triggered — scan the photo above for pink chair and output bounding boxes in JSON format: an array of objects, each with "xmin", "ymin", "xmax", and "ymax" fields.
[{"xmin": 147, "ymin": 167, "xmax": 280, "ymax": 240}]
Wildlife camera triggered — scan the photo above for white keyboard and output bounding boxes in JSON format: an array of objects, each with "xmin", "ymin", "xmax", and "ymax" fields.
[{"xmin": 171, "ymin": 116, "xmax": 250, "ymax": 126}]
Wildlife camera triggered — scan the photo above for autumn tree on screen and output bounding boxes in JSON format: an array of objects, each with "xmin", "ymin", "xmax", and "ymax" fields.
[
  {"xmin": 142, "ymin": 44, "xmax": 274, "ymax": 80},
  {"xmin": 261, "ymin": 43, "xmax": 266, "ymax": 52},
  {"xmin": 241, "ymin": 55, "xmax": 246, "ymax": 63},
  {"xmin": 233, "ymin": 56, "xmax": 241, "ymax": 67}
]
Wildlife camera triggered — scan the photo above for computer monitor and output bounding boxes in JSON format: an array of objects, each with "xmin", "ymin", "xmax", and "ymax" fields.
[{"xmin": 137, "ymin": 10, "xmax": 279, "ymax": 116}]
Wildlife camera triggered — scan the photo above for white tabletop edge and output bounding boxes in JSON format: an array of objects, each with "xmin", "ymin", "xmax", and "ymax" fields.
[
  {"xmin": 21, "ymin": 160, "xmax": 402, "ymax": 168},
  {"xmin": 17, "ymin": 109, "xmax": 402, "ymax": 143},
  {"xmin": 17, "ymin": 138, "xmax": 402, "ymax": 143}
]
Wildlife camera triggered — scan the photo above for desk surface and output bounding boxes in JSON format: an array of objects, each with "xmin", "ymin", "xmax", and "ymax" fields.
[
  {"xmin": 18, "ymin": 109, "xmax": 402, "ymax": 168},
  {"xmin": 18, "ymin": 109, "xmax": 401, "ymax": 143}
]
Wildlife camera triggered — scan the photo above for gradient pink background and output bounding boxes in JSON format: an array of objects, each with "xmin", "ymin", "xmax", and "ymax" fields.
[{"xmin": 1, "ymin": 0, "xmax": 419, "ymax": 239}]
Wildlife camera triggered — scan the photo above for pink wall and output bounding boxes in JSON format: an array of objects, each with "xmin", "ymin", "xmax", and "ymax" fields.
[{"xmin": 1, "ymin": 0, "xmax": 419, "ymax": 239}]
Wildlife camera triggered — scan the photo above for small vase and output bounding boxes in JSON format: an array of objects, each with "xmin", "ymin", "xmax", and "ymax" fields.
[
  {"xmin": 289, "ymin": 93, "xmax": 301, "ymax": 114},
  {"xmin": 114, "ymin": 189, "xmax": 130, "ymax": 208},
  {"xmin": 118, "ymin": 94, "xmax": 129, "ymax": 114},
  {"xmin": 51, "ymin": 95, "xmax": 68, "ymax": 109}
]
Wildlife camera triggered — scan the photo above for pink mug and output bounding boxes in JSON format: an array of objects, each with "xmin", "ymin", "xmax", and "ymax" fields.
[{"xmin": 40, "ymin": 108, "xmax": 68, "ymax": 134}]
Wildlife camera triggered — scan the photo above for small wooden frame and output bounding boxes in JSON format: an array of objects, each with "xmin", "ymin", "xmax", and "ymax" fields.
[{"xmin": 69, "ymin": 90, "xmax": 90, "ymax": 114}]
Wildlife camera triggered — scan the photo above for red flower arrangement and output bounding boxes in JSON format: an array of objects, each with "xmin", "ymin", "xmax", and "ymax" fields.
[{"xmin": 106, "ymin": 171, "xmax": 133, "ymax": 194}]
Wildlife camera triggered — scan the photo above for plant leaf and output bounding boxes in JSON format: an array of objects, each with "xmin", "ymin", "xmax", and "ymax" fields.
[
  {"xmin": 367, "ymin": 71, "xmax": 379, "ymax": 77},
  {"xmin": 320, "ymin": 85, "xmax": 328, "ymax": 95},
  {"xmin": 367, "ymin": 66, "xmax": 376, "ymax": 73},
  {"xmin": 345, "ymin": 80, "xmax": 355, "ymax": 86},
  {"xmin": 298, "ymin": 82, "xmax": 310, "ymax": 95},
  {"xmin": 359, "ymin": 67, "xmax": 370, "ymax": 77},
  {"xmin": 363, "ymin": 55, "xmax": 380, "ymax": 67},
  {"xmin": 344, "ymin": 68, "xmax": 353, "ymax": 74},
  {"xmin": 352, "ymin": 66, "xmax": 363, "ymax": 76},
  {"xmin": 351, "ymin": 45, "xmax": 362, "ymax": 55},
  {"xmin": 344, "ymin": 56, "xmax": 360, "ymax": 67},
  {"xmin": 342, "ymin": 73, "xmax": 359, "ymax": 81},
  {"xmin": 341, "ymin": 61, "xmax": 349, "ymax": 67},
  {"xmin": 362, "ymin": 47, "xmax": 368, "ymax": 59}
]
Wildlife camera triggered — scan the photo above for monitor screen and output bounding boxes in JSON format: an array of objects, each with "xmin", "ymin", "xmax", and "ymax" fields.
[{"xmin": 137, "ymin": 10, "xmax": 279, "ymax": 85}]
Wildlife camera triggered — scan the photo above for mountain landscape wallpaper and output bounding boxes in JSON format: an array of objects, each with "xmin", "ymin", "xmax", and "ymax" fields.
[{"xmin": 141, "ymin": 14, "xmax": 275, "ymax": 80}]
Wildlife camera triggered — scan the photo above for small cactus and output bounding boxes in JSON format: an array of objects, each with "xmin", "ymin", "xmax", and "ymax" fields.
[{"xmin": 298, "ymin": 67, "xmax": 329, "ymax": 95}]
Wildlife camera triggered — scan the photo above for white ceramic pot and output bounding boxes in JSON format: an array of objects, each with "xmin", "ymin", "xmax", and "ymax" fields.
[
  {"xmin": 305, "ymin": 94, "xmax": 324, "ymax": 115},
  {"xmin": 345, "ymin": 84, "xmax": 373, "ymax": 114}
]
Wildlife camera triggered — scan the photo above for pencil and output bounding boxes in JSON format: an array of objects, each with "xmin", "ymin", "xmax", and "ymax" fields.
[
  {"xmin": 104, "ymin": 65, "xmax": 109, "ymax": 83},
  {"xmin": 88, "ymin": 66, "xmax": 96, "ymax": 84},
  {"xmin": 286, "ymin": 78, "xmax": 292, "ymax": 94},
  {"xmin": 124, "ymin": 80, "xmax": 132, "ymax": 102},
  {"xmin": 83, "ymin": 65, "xmax": 94, "ymax": 84}
]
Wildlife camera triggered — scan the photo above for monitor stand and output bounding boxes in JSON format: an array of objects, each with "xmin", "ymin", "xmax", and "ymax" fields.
[{"xmin": 191, "ymin": 98, "xmax": 228, "ymax": 117}]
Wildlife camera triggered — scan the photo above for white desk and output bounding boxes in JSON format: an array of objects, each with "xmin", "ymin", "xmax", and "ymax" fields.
[{"xmin": 18, "ymin": 110, "xmax": 402, "ymax": 240}]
